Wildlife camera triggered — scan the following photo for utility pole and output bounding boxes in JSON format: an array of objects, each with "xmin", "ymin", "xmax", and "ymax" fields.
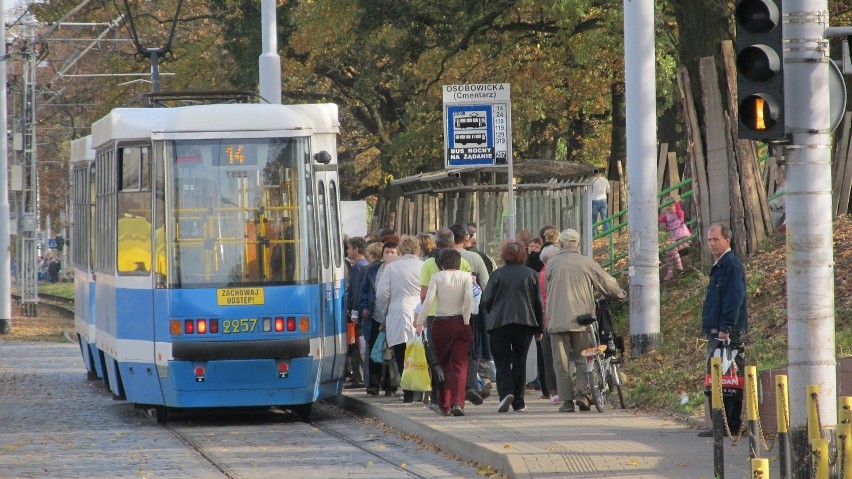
[
  {"xmin": 624, "ymin": 0, "xmax": 660, "ymax": 355},
  {"xmin": 19, "ymin": 11, "xmax": 39, "ymax": 317},
  {"xmin": 0, "ymin": 0, "xmax": 12, "ymax": 334},
  {"xmin": 784, "ymin": 0, "xmax": 836, "ymax": 475}
]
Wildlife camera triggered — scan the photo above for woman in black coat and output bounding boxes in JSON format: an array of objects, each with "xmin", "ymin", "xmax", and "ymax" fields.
[{"xmin": 481, "ymin": 240, "xmax": 544, "ymax": 413}]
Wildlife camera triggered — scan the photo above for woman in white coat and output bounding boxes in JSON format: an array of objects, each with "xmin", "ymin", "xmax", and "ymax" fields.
[{"xmin": 374, "ymin": 235, "xmax": 423, "ymax": 402}]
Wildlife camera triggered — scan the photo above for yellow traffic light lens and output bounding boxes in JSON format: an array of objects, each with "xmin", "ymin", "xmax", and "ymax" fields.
[
  {"xmin": 740, "ymin": 94, "xmax": 779, "ymax": 134},
  {"xmin": 755, "ymin": 98, "xmax": 766, "ymax": 130}
]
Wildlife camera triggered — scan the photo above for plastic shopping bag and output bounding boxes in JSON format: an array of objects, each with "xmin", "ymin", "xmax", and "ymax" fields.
[
  {"xmin": 400, "ymin": 335, "xmax": 431, "ymax": 392},
  {"xmin": 703, "ymin": 338, "xmax": 745, "ymax": 398},
  {"xmin": 370, "ymin": 331, "xmax": 386, "ymax": 364}
]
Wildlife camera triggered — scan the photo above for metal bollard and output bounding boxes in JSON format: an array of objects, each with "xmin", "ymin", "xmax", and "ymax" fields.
[
  {"xmin": 812, "ymin": 438, "xmax": 829, "ymax": 479},
  {"xmin": 839, "ymin": 423, "xmax": 852, "ymax": 479},
  {"xmin": 776, "ymin": 375, "xmax": 791, "ymax": 479},
  {"xmin": 711, "ymin": 356, "xmax": 724, "ymax": 479},
  {"xmin": 751, "ymin": 458, "xmax": 769, "ymax": 478},
  {"xmin": 807, "ymin": 385, "xmax": 821, "ymax": 443},
  {"xmin": 746, "ymin": 366, "xmax": 760, "ymax": 459}
]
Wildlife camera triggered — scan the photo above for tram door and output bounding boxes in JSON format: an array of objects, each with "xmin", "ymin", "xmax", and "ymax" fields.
[{"xmin": 315, "ymin": 164, "xmax": 346, "ymax": 383}]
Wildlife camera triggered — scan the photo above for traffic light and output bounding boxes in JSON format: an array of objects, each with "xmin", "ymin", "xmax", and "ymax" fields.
[
  {"xmin": 735, "ymin": 0, "xmax": 785, "ymax": 141},
  {"xmin": 55, "ymin": 235, "xmax": 64, "ymax": 251}
]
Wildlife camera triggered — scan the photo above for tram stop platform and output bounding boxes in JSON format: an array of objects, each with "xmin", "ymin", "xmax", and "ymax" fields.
[{"xmin": 334, "ymin": 387, "xmax": 776, "ymax": 478}]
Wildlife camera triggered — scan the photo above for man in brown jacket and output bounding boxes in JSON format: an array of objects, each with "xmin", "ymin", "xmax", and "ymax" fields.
[{"xmin": 545, "ymin": 228, "xmax": 626, "ymax": 412}]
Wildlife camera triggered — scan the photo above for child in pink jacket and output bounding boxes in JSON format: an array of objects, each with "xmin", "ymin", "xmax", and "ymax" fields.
[{"xmin": 658, "ymin": 196, "xmax": 691, "ymax": 280}]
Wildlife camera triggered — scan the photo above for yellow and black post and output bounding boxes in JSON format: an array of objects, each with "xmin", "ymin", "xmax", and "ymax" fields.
[
  {"xmin": 751, "ymin": 458, "xmax": 769, "ymax": 478},
  {"xmin": 812, "ymin": 438, "xmax": 829, "ymax": 479},
  {"xmin": 776, "ymin": 375, "xmax": 791, "ymax": 478},
  {"xmin": 746, "ymin": 366, "xmax": 760, "ymax": 459},
  {"xmin": 840, "ymin": 397, "xmax": 852, "ymax": 479},
  {"xmin": 807, "ymin": 385, "xmax": 825, "ymax": 478},
  {"xmin": 711, "ymin": 356, "xmax": 724, "ymax": 478}
]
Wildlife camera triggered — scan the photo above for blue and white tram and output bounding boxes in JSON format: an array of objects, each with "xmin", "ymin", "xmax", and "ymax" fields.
[
  {"xmin": 70, "ymin": 136, "xmax": 102, "ymax": 381},
  {"xmin": 72, "ymin": 103, "xmax": 347, "ymax": 419}
]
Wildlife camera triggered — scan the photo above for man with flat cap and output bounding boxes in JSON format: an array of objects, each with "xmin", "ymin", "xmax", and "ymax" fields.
[{"xmin": 545, "ymin": 228, "xmax": 626, "ymax": 412}]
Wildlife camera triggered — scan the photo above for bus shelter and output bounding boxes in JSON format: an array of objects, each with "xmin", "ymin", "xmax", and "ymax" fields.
[{"xmin": 371, "ymin": 159, "xmax": 596, "ymax": 260}]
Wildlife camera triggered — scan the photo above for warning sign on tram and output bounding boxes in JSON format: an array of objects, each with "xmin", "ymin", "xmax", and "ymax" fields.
[{"xmin": 442, "ymin": 83, "xmax": 511, "ymax": 168}]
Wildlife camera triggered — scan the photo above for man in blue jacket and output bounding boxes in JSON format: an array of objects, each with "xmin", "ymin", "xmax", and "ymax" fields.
[{"xmin": 698, "ymin": 223, "xmax": 748, "ymax": 437}]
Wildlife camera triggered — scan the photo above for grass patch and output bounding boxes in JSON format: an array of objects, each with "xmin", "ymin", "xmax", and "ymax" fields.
[
  {"xmin": 620, "ymin": 217, "xmax": 852, "ymax": 415},
  {"xmin": 38, "ymin": 282, "xmax": 75, "ymax": 298}
]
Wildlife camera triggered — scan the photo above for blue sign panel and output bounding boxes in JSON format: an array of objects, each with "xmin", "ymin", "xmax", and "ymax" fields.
[
  {"xmin": 446, "ymin": 105, "xmax": 500, "ymax": 167},
  {"xmin": 443, "ymin": 83, "xmax": 511, "ymax": 169}
]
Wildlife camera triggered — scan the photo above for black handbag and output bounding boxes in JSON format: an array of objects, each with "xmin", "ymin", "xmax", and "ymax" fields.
[
  {"xmin": 422, "ymin": 335, "xmax": 446, "ymax": 387},
  {"xmin": 577, "ymin": 313, "xmax": 597, "ymax": 326}
]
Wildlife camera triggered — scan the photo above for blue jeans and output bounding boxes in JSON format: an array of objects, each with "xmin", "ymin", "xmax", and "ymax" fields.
[{"xmin": 592, "ymin": 199, "xmax": 609, "ymax": 233}]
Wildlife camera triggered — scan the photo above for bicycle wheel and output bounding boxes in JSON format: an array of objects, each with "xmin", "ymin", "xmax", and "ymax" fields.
[
  {"xmin": 588, "ymin": 360, "xmax": 606, "ymax": 413},
  {"xmin": 608, "ymin": 362, "xmax": 626, "ymax": 409}
]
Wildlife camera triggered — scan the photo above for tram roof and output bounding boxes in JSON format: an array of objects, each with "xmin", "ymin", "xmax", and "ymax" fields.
[{"xmin": 91, "ymin": 103, "xmax": 339, "ymax": 148}]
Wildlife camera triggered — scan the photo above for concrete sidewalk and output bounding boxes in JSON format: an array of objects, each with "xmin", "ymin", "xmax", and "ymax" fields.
[{"xmin": 335, "ymin": 389, "xmax": 776, "ymax": 478}]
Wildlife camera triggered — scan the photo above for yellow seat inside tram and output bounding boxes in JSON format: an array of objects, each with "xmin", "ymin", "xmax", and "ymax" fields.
[{"xmin": 117, "ymin": 216, "xmax": 152, "ymax": 273}]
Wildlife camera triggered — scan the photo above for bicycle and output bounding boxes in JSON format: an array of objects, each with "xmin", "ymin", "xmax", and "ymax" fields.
[{"xmin": 580, "ymin": 299, "xmax": 626, "ymax": 412}]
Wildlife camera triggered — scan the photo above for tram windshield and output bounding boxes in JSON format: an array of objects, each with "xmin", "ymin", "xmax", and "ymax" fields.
[{"xmin": 159, "ymin": 137, "xmax": 316, "ymax": 288}]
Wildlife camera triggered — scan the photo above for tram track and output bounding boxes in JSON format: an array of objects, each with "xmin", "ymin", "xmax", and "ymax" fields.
[
  {"xmin": 306, "ymin": 413, "xmax": 435, "ymax": 479},
  {"xmin": 143, "ymin": 403, "xmax": 451, "ymax": 479},
  {"xmin": 11, "ymin": 291, "xmax": 75, "ymax": 317}
]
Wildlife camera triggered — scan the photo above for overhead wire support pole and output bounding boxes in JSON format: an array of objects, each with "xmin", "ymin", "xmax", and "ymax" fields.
[
  {"xmin": 784, "ymin": 0, "xmax": 838, "ymax": 475},
  {"xmin": 624, "ymin": 0, "xmax": 660, "ymax": 355},
  {"xmin": 0, "ymin": 0, "xmax": 12, "ymax": 334},
  {"xmin": 18, "ymin": 10, "xmax": 39, "ymax": 317}
]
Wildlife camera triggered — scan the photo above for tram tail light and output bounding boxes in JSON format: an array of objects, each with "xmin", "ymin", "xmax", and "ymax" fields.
[
  {"xmin": 209, "ymin": 319, "xmax": 219, "ymax": 334},
  {"xmin": 184, "ymin": 319, "xmax": 195, "ymax": 334},
  {"xmin": 170, "ymin": 320, "xmax": 182, "ymax": 335},
  {"xmin": 287, "ymin": 317, "xmax": 296, "ymax": 332},
  {"xmin": 277, "ymin": 362, "xmax": 289, "ymax": 378},
  {"xmin": 275, "ymin": 317, "xmax": 285, "ymax": 332},
  {"xmin": 196, "ymin": 319, "xmax": 207, "ymax": 334},
  {"xmin": 194, "ymin": 366, "xmax": 206, "ymax": 382},
  {"xmin": 299, "ymin": 316, "xmax": 310, "ymax": 332}
]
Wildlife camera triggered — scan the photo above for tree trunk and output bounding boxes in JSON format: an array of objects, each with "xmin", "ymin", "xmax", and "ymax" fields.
[
  {"xmin": 608, "ymin": 81, "xmax": 626, "ymax": 180},
  {"xmin": 671, "ymin": 1, "xmax": 731, "ymax": 124}
]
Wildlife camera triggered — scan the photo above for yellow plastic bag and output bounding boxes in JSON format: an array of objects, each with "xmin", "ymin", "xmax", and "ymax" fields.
[{"xmin": 400, "ymin": 336, "xmax": 431, "ymax": 392}]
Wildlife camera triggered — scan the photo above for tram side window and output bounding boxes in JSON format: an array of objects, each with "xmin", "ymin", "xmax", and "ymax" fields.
[
  {"xmin": 329, "ymin": 180, "xmax": 342, "ymax": 269},
  {"xmin": 117, "ymin": 146, "xmax": 153, "ymax": 274},
  {"xmin": 94, "ymin": 150, "xmax": 115, "ymax": 274},
  {"xmin": 71, "ymin": 166, "xmax": 91, "ymax": 270}
]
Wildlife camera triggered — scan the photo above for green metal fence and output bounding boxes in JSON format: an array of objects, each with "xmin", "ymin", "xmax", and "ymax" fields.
[{"xmin": 595, "ymin": 178, "xmax": 698, "ymax": 275}]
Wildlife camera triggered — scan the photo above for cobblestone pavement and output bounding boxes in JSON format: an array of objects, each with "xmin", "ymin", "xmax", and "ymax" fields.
[{"xmin": 0, "ymin": 342, "xmax": 487, "ymax": 479}]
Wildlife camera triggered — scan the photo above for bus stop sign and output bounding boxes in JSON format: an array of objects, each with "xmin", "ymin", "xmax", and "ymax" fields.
[{"xmin": 443, "ymin": 83, "xmax": 511, "ymax": 168}]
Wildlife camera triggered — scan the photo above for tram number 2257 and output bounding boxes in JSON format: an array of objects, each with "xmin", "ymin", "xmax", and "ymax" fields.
[{"xmin": 224, "ymin": 318, "xmax": 257, "ymax": 334}]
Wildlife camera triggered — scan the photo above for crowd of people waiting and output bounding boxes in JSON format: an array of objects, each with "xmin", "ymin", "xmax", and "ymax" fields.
[{"xmin": 342, "ymin": 222, "xmax": 626, "ymax": 416}]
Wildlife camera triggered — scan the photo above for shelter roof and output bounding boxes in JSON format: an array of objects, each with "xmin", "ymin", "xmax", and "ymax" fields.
[{"xmin": 390, "ymin": 159, "xmax": 595, "ymax": 196}]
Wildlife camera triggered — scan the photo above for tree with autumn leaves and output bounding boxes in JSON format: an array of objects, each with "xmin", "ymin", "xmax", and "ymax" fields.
[{"xmin": 20, "ymin": 0, "xmax": 852, "ymax": 229}]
